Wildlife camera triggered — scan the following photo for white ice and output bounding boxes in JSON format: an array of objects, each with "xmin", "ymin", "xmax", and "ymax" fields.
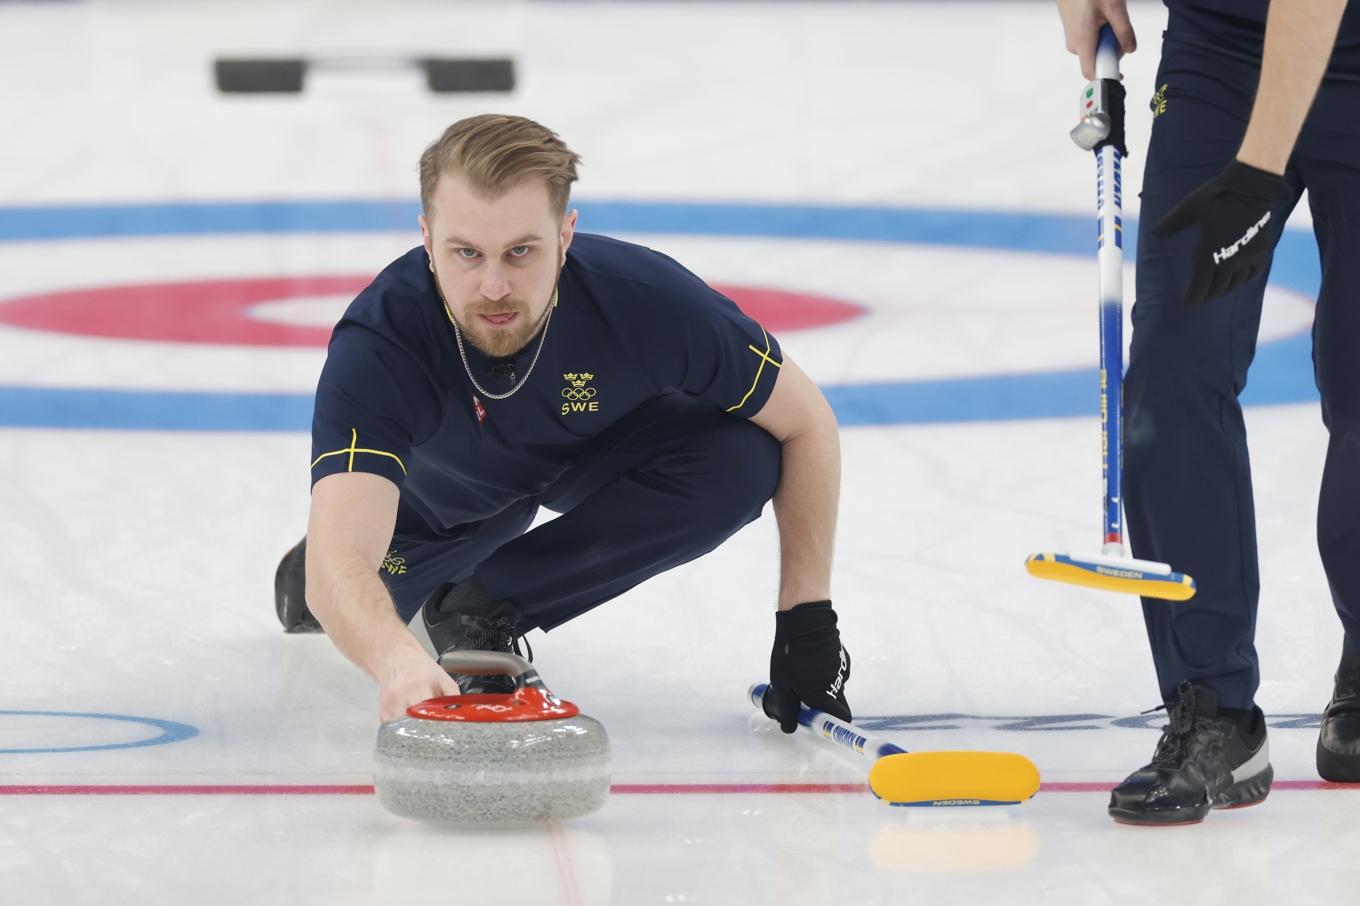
[{"xmin": 3, "ymin": 2, "xmax": 1356, "ymax": 904}]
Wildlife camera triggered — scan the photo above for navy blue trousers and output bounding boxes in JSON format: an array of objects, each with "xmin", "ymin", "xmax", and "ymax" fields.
[
  {"xmin": 381, "ymin": 394, "xmax": 782, "ymax": 630},
  {"xmin": 1127, "ymin": 13, "xmax": 1360, "ymax": 708}
]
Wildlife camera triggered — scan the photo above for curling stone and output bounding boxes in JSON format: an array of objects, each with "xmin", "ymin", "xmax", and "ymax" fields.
[{"xmin": 373, "ymin": 651, "xmax": 610, "ymax": 828}]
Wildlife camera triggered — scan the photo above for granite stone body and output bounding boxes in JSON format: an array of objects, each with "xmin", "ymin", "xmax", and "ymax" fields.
[{"xmin": 373, "ymin": 713, "xmax": 611, "ymax": 828}]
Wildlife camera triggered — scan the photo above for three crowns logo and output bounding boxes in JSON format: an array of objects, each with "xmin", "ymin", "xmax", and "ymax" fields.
[
  {"xmin": 561, "ymin": 372, "xmax": 600, "ymax": 415},
  {"xmin": 1150, "ymin": 83, "xmax": 1169, "ymax": 119},
  {"xmin": 382, "ymin": 550, "xmax": 408, "ymax": 576}
]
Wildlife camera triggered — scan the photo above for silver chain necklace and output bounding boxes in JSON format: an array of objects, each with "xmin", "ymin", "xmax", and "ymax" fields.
[{"xmin": 443, "ymin": 288, "xmax": 557, "ymax": 401}]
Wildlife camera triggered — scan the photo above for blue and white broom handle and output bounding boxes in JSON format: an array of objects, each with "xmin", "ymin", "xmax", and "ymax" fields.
[
  {"xmin": 1093, "ymin": 25, "xmax": 1126, "ymax": 556},
  {"xmin": 748, "ymin": 683, "xmax": 907, "ymax": 763}
]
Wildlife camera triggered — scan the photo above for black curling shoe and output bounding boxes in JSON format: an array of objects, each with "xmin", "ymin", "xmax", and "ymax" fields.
[
  {"xmin": 1317, "ymin": 643, "xmax": 1360, "ymax": 782},
  {"xmin": 275, "ymin": 537, "xmax": 322, "ymax": 633},
  {"xmin": 1108, "ymin": 682, "xmax": 1272, "ymax": 826},
  {"xmin": 422, "ymin": 577, "xmax": 530, "ymax": 695}
]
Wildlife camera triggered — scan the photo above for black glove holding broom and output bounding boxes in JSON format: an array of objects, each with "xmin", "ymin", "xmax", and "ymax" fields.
[{"xmin": 766, "ymin": 601, "xmax": 852, "ymax": 734}]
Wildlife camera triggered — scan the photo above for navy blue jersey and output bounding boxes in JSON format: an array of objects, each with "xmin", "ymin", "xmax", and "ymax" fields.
[{"xmin": 309, "ymin": 233, "xmax": 783, "ymax": 538}]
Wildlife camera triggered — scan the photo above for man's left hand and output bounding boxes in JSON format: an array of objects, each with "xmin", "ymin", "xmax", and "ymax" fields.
[
  {"xmin": 1151, "ymin": 160, "xmax": 1293, "ymax": 308},
  {"xmin": 768, "ymin": 600, "xmax": 851, "ymax": 734}
]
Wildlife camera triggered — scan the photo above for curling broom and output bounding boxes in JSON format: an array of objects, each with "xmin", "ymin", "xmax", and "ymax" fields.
[
  {"xmin": 1025, "ymin": 25, "xmax": 1196, "ymax": 602},
  {"xmin": 749, "ymin": 684, "xmax": 1040, "ymax": 806}
]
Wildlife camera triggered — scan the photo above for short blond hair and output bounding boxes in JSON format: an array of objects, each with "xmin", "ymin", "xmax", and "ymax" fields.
[{"xmin": 419, "ymin": 114, "xmax": 581, "ymax": 217}]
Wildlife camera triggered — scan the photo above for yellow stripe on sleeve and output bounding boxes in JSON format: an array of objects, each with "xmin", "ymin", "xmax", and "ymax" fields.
[
  {"xmin": 725, "ymin": 326, "xmax": 782, "ymax": 413},
  {"xmin": 310, "ymin": 428, "xmax": 408, "ymax": 475}
]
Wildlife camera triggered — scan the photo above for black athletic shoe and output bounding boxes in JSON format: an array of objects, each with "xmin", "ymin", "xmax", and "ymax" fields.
[
  {"xmin": 1317, "ymin": 642, "xmax": 1360, "ymax": 782},
  {"xmin": 1108, "ymin": 682, "xmax": 1272, "ymax": 826},
  {"xmin": 422, "ymin": 577, "xmax": 529, "ymax": 695},
  {"xmin": 275, "ymin": 537, "xmax": 322, "ymax": 633}
]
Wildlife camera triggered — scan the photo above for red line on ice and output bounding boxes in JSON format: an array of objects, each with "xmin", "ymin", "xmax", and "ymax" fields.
[{"xmin": 0, "ymin": 780, "xmax": 1355, "ymax": 796}]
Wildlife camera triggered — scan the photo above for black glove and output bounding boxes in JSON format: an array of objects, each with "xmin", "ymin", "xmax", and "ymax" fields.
[
  {"xmin": 1151, "ymin": 160, "xmax": 1292, "ymax": 308},
  {"xmin": 768, "ymin": 601, "xmax": 851, "ymax": 734}
]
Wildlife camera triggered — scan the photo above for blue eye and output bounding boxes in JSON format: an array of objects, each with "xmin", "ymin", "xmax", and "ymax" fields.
[
  {"xmin": 509, "ymin": 246, "xmax": 531, "ymax": 257},
  {"xmin": 456, "ymin": 248, "xmax": 480, "ymax": 260}
]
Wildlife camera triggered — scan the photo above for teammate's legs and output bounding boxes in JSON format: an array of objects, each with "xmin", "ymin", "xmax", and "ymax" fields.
[
  {"xmin": 1108, "ymin": 16, "xmax": 1310, "ymax": 823},
  {"xmin": 1124, "ymin": 29, "xmax": 1300, "ymax": 709},
  {"xmin": 1296, "ymin": 74, "xmax": 1360, "ymax": 780},
  {"xmin": 1297, "ymin": 77, "xmax": 1360, "ymax": 650},
  {"xmin": 1278, "ymin": 58, "xmax": 1360, "ymax": 778}
]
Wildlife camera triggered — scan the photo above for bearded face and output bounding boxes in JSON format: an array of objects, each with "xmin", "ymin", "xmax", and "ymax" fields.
[
  {"xmin": 432, "ymin": 242, "xmax": 559, "ymax": 357},
  {"xmin": 420, "ymin": 174, "xmax": 575, "ymax": 358}
]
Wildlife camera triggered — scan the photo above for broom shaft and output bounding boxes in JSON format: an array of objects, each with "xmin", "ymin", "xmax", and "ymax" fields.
[
  {"xmin": 748, "ymin": 683, "xmax": 906, "ymax": 763},
  {"xmin": 1094, "ymin": 26, "xmax": 1125, "ymax": 554}
]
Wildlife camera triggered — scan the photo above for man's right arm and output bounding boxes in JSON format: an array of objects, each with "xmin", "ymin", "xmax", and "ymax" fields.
[{"xmin": 306, "ymin": 471, "xmax": 459, "ymax": 721}]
